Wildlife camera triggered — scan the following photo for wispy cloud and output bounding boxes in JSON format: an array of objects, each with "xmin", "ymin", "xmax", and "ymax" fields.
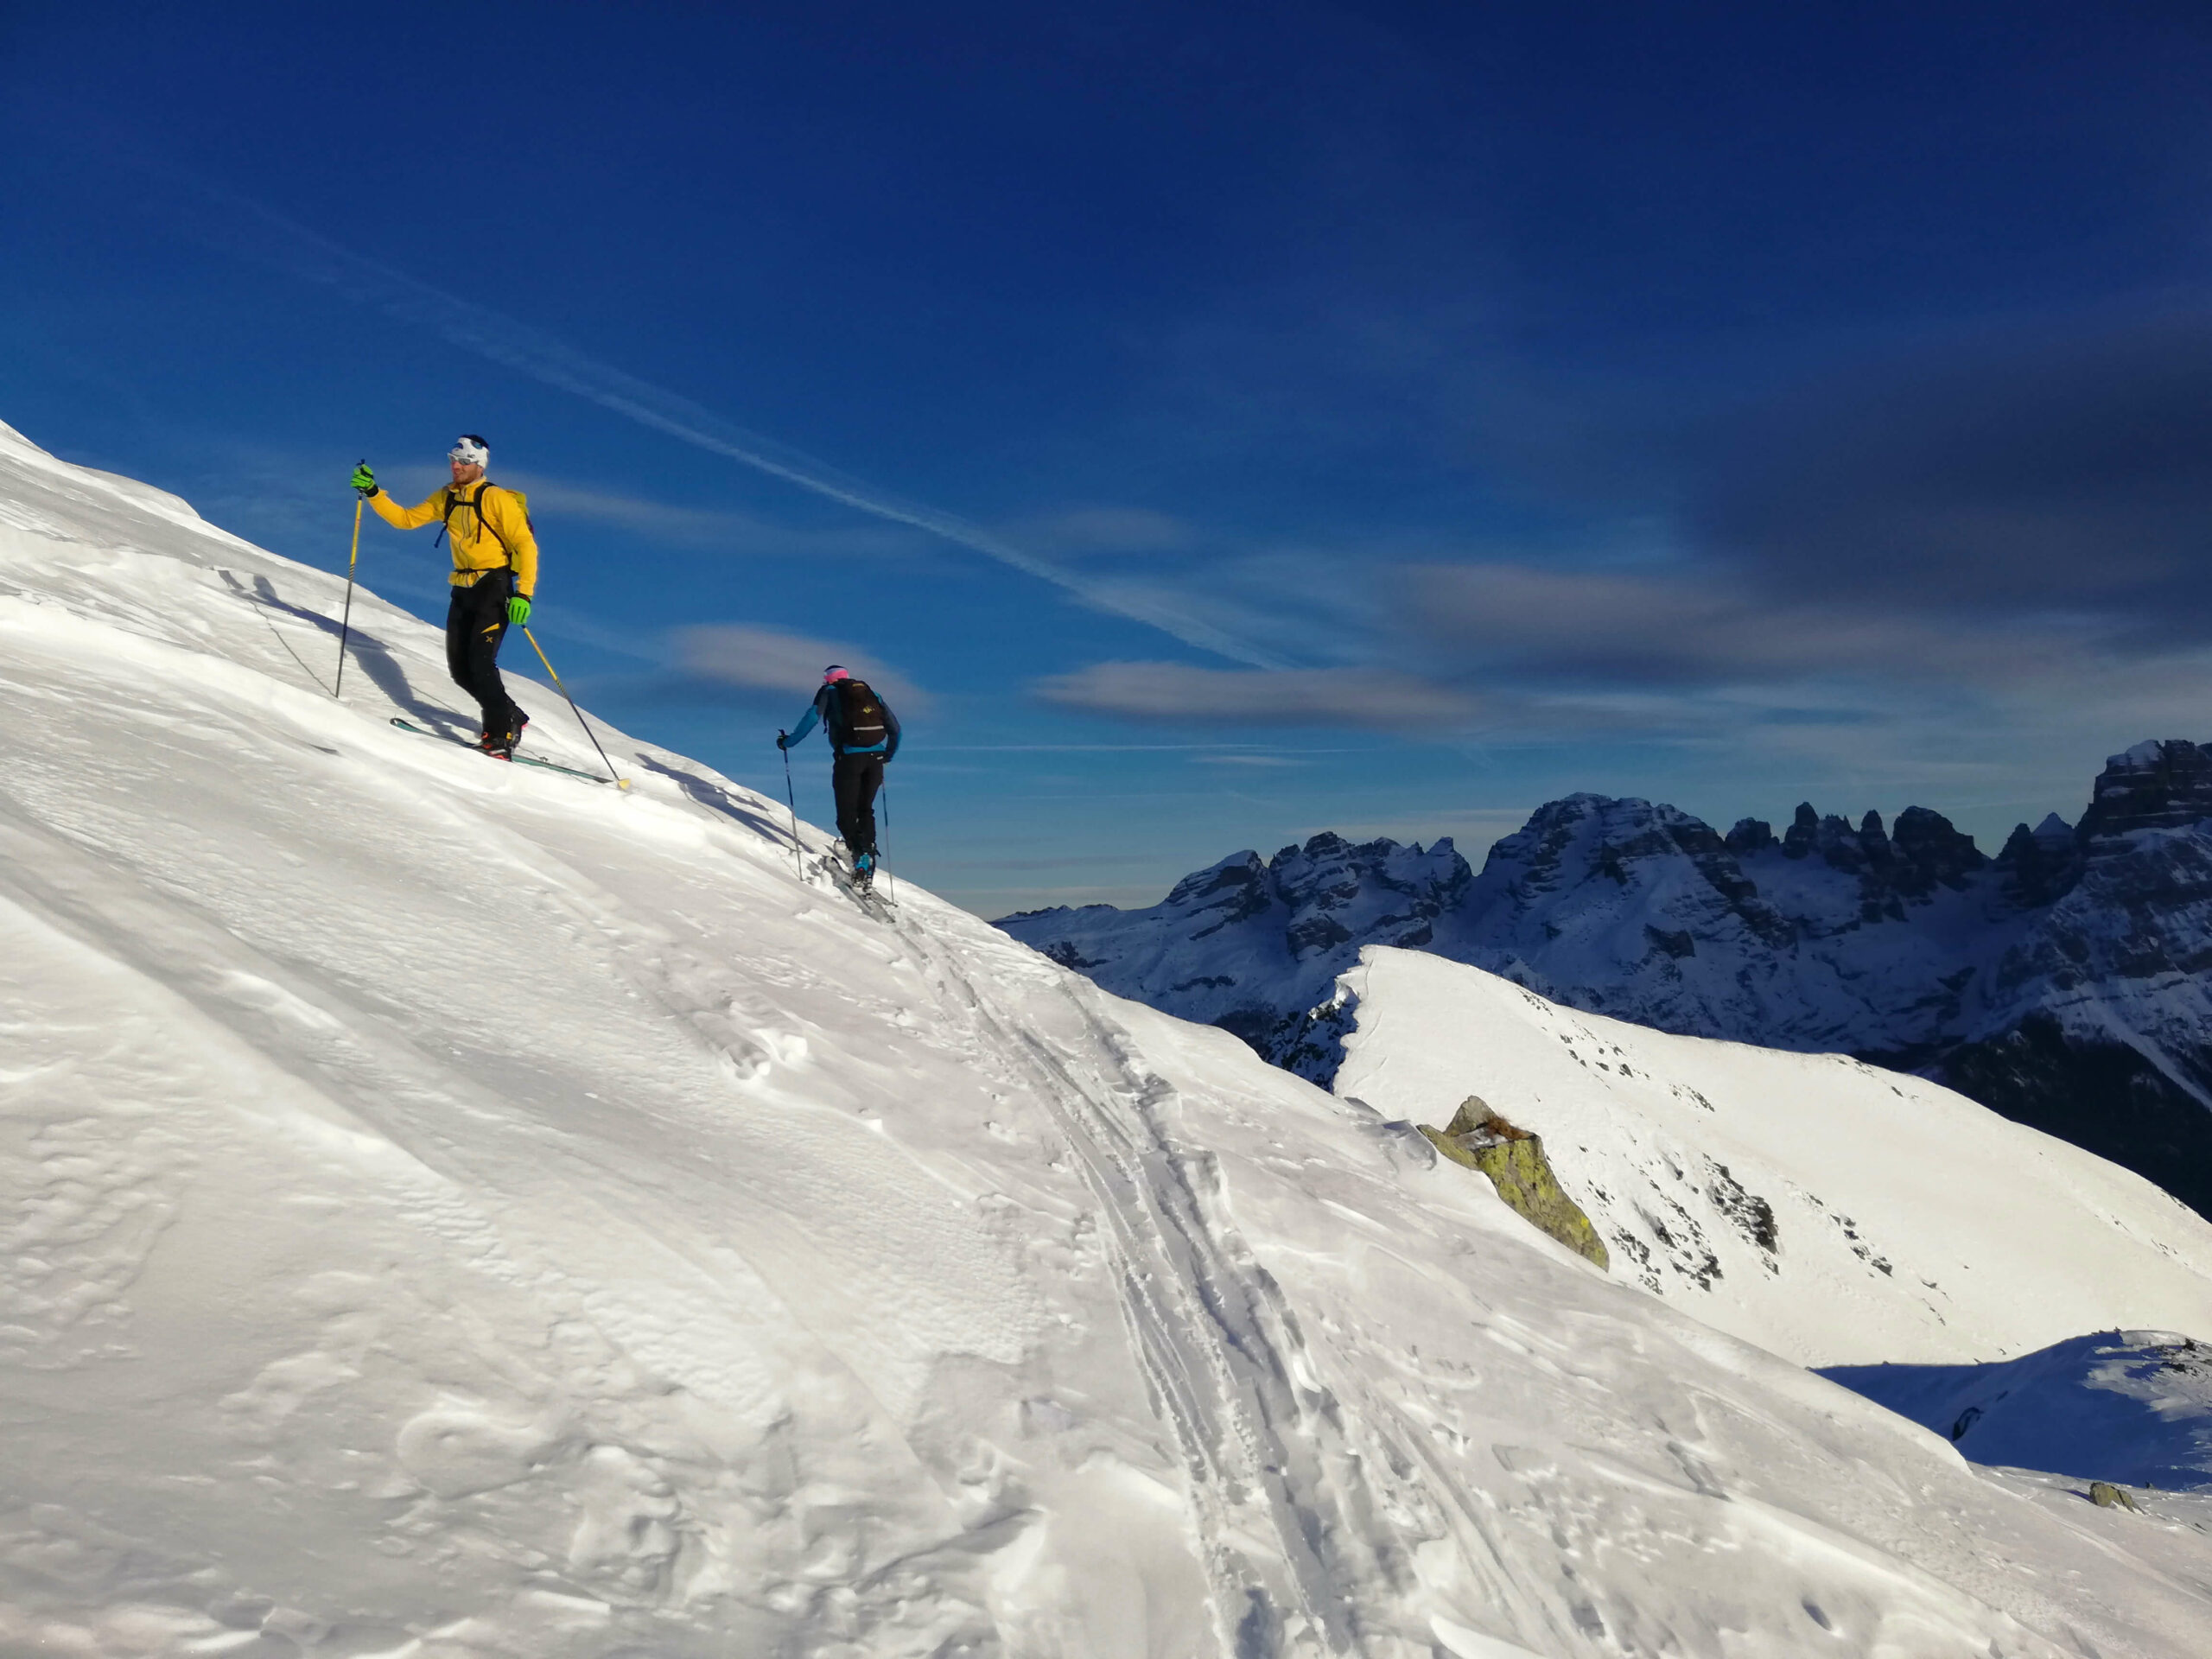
[
  {"xmin": 1034, "ymin": 659, "xmax": 1478, "ymax": 728},
  {"xmin": 671, "ymin": 622, "xmax": 929, "ymax": 709},
  {"xmin": 1694, "ymin": 310, "xmax": 2212, "ymax": 627},
  {"xmin": 931, "ymin": 742, "xmax": 1363, "ymax": 753},
  {"xmin": 1017, "ymin": 505, "xmax": 1199, "ymax": 556},
  {"xmin": 503, "ymin": 479, "xmax": 800, "ymax": 546},
  {"xmin": 499, "ymin": 473, "xmax": 925, "ymax": 559},
  {"xmin": 1400, "ymin": 562, "xmax": 2093, "ymax": 690},
  {"xmin": 180, "ymin": 178, "xmax": 1285, "ymax": 669}
]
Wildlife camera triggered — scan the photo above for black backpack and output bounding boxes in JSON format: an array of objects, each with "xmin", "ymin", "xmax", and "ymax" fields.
[{"xmin": 834, "ymin": 678, "xmax": 890, "ymax": 749}]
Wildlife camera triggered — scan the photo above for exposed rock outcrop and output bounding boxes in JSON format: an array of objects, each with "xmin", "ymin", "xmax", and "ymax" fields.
[{"xmin": 1418, "ymin": 1097, "xmax": 1610, "ymax": 1269}]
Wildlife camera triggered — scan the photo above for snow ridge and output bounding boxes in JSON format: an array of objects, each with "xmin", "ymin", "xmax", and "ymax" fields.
[{"xmin": 1330, "ymin": 946, "xmax": 2212, "ymax": 1378}]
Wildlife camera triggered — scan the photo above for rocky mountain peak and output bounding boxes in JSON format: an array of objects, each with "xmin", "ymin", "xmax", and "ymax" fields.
[
  {"xmin": 1995, "ymin": 818, "xmax": 2082, "ymax": 908},
  {"xmin": 1266, "ymin": 831, "xmax": 1467, "ymax": 899},
  {"xmin": 1472, "ymin": 792, "xmax": 1790, "ymax": 951},
  {"xmin": 1725, "ymin": 817, "xmax": 1775, "ymax": 855},
  {"xmin": 1886, "ymin": 806, "xmax": 1986, "ymax": 897},
  {"xmin": 2077, "ymin": 740, "xmax": 2212, "ymax": 841},
  {"xmin": 1268, "ymin": 834, "xmax": 1472, "ymax": 957},
  {"xmin": 1781, "ymin": 803, "xmax": 1821, "ymax": 859},
  {"xmin": 1160, "ymin": 849, "xmax": 1271, "ymax": 922},
  {"xmin": 1765, "ymin": 801, "xmax": 1978, "ymax": 898}
]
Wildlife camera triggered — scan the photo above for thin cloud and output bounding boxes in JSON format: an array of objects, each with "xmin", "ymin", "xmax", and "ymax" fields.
[
  {"xmin": 931, "ymin": 742, "xmax": 1363, "ymax": 753},
  {"xmin": 1034, "ymin": 659, "xmax": 1480, "ymax": 729},
  {"xmin": 1694, "ymin": 311, "xmax": 2212, "ymax": 626},
  {"xmin": 501, "ymin": 474, "xmax": 924, "ymax": 558},
  {"xmin": 1020, "ymin": 505, "xmax": 1199, "ymax": 556},
  {"xmin": 671, "ymin": 623, "xmax": 929, "ymax": 709},
  {"xmin": 1402, "ymin": 562, "xmax": 2096, "ymax": 690},
  {"xmin": 180, "ymin": 177, "xmax": 1284, "ymax": 670},
  {"xmin": 502, "ymin": 478, "xmax": 778, "ymax": 546}
]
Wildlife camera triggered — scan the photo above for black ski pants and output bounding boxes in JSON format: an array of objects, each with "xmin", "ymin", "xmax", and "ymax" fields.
[
  {"xmin": 445, "ymin": 571, "xmax": 522, "ymax": 737},
  {"xmin": 832, "ymin": 753, "xmax": 885, "ymax": 857}
]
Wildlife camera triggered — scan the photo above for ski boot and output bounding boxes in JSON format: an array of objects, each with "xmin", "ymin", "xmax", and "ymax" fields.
[
  {"xmin": 485, "ymin": 712, "xmax": 530, "ymax": 760},
  {"xmin": 852, "ymin": 850, "xmax": 876, "ymax": 893}
]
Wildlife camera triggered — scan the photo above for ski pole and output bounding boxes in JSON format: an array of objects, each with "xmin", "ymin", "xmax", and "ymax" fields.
[
  {"xmin": 779, "ymin": 736, "xmax": 804, "ymax": 878},
  {"xmin": 519, "ymin": 626, "xmax": 630, "ymax": 790},
  {"xmin": 880, "ymin": 777, "xmax": 893, "ymax": 902},
  {"xmin": 334, "ymin": 485, "xmax": 364, "ymax": 698}
]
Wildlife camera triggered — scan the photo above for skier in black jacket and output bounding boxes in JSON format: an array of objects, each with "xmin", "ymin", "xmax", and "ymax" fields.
[{"xmin": 779, "ymin": 666, "xmax": 900, "ymax": 886}]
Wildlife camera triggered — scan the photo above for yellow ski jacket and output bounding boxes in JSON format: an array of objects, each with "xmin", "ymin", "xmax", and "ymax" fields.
[{"xmin": 368, "ymin": 482, "xmax": 539, "ymax": 596}]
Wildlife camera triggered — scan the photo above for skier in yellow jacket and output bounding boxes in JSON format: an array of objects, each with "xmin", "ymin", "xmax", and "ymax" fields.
[{"xmin": 350, "ymin": 435, "xmax": 538, "ymax": 756}]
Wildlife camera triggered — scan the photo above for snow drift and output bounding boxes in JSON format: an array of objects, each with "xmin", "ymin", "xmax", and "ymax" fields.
[{"xmin": 4, "ymin": 417, "xmax": 2212, "ymax": 1656}]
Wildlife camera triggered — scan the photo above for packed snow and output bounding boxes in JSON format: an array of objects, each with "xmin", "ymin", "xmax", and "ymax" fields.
[
  {"xmin": 1327, "ymin": 947, "xmax": 2212, "ymax": 1371},
  {"xmin": 5, "ymin": 417, "xmax": 2212, "ymax": 1656}
]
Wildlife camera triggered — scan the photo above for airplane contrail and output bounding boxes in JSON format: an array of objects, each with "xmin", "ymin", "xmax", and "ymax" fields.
[{"xmin": 194, "ymin": 183, "xmax": 1287, "ymax": 671}]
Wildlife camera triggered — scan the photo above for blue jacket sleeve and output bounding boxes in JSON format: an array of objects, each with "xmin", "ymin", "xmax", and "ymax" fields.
[
  {"xmin": 883, "ymin": 700, "xmax": 901, "ymax": 761},
  {"xmin": 784, "ymin": 690, "xmax": 826, "ymax": 748}
]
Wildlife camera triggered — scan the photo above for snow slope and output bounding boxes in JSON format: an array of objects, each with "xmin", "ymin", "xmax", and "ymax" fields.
[
  {"xmin": 1326, "ymin": 947, "xmax": 2212, "ymax": 1372},
  {"xmin": 7, "ymin": 417, "xmax": 2212, "ymax": 1656},
  {"xmin": 1825, "ymin": 1332, "xmax": 2212, "ymax": 1491}
]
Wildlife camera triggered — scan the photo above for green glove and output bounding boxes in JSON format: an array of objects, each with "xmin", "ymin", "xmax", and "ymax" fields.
[
  {"xmin": 507, "ymin": 594, "xmax": 532, "ymax": 627},
  {"xmin": 350, "ymin": 461, "xmax": 377, "ymax": 497}
]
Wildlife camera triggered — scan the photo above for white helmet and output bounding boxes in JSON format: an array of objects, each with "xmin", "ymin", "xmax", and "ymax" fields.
[{"xmin": 448, "ymin": 434, "xmax": 490, "ymax": 468}]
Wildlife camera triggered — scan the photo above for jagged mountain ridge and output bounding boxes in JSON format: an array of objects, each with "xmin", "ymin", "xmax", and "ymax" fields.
[{"xmin": 996, "ymin": 741, "xmax": 2212, "ymax": 1217}]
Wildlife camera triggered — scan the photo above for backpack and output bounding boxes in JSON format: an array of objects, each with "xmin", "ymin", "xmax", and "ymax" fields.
[
  {"xmin": 833, "ymin": 678, "xmax": 890, "ymax": 750},
  {"xmin": 434, "ymin": 482, "xmax": 532, "ymax": 566}
]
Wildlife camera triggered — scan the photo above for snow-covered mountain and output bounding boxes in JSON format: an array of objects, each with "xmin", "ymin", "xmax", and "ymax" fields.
[
  {"xmin": 1325, "ymin": 947, "xmax": 2212, "ymax": 1380},
  {"xmin": 11, "ymin": 416, "xmax": 2212, "ymax": 1656},
  {"xmin": 997, "ymin": 756, "xmax": 2212, "ymax": 1219}
]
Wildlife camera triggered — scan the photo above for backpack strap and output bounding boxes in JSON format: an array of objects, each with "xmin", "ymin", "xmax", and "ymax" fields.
[{"xmin": 435, "ymin": 483, "xmax": 513, "ymax": 569}]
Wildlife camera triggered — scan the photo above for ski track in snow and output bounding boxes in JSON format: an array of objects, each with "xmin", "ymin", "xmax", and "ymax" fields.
[
  {"xmin": 899, "ymin": 925, "xmax": 1396, "ymax": 1654},
  {"xmin": 3, "ymin": 417, "xmax": 2212, "ymax": 1655}
]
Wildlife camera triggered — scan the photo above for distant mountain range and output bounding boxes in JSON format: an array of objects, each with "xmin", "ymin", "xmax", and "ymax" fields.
[{"xmin": 996, "ymin": 740, "xmax": 2212, "ymax": 1218}]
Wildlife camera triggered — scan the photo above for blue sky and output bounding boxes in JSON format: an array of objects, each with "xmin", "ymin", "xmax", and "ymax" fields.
[{"xmin": 10, "ymin": 3, "xmax": 2212, "ymax": 914}]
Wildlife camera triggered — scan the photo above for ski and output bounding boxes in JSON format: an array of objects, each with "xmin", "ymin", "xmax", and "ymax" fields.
[
  {"xmin": 812, "ymin": 852, "xmax": 897, "ymax": 918},
  {"xmin": 388, "ymin": 717, "xmax": 612, "ymax": 785}
]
